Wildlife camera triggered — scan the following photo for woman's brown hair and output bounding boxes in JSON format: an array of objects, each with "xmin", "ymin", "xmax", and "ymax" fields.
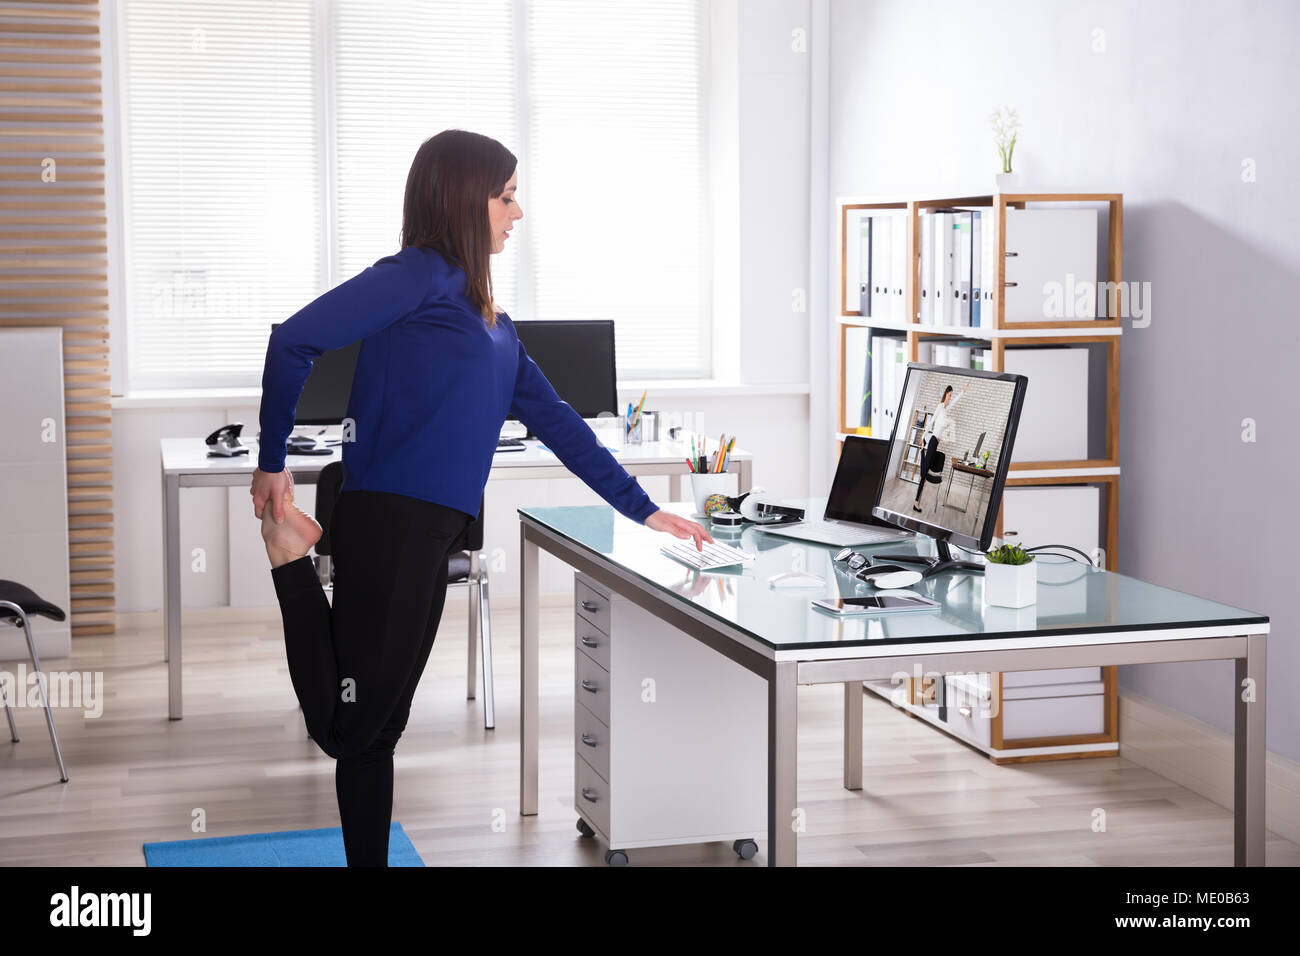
[{"xmin": 400, "ymin": 129, "xmax": 517, "ymax": 326}]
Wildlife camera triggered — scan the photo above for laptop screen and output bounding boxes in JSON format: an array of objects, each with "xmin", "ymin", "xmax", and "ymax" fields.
[{"xmin": 824, "ymin": 436, "xmax": 895, "ymax": 527}]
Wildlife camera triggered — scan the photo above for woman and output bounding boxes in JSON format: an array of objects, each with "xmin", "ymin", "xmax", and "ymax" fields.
[
  {"xmin": 912, "ymin": 380, "xmax": 969, "ymax": 513},
  {"xmin": 251, "ymin": 129, "xmax": 712, "ymax": 866}
]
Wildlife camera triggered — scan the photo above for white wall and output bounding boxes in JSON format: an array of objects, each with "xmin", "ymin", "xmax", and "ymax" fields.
[{"xmin": 823, "ymin": 0, "xmax": 1300, "ymax": 761}]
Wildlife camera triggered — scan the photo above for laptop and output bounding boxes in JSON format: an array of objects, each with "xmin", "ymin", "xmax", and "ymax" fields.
[{"xmin": 759, "ymin": 436, "xmax": 915, "ymax": 547}]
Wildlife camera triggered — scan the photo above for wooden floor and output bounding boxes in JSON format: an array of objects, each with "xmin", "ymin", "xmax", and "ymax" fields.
[{"xmin": 2, "ymin": 595, "xmax": 1296, "ymax": 867}]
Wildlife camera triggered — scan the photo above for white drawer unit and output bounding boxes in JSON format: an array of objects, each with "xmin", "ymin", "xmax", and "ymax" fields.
[
  {"xmin": 574, "ymin": 611, "xmax": 610, "ymax": 671},
  {"xmin": 572, "ymin": 572, "xmax": 767, "ymax": 866},
  {"xmin": 1002, "ymin": 693, "xmax": 1106, "ymax": 739}
]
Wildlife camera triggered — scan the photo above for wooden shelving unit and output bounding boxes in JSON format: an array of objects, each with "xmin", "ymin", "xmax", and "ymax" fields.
[
  {"xmin": 835, "ymin": 190, "xmax": 1123, "ymax": 569},
  {"xmin": 897, "ymin": 409, "xmax": 930, "ymax": 483},
  {"xmin": 833, "ymin": 190, "xmax": 1124, "ymax": 764}
]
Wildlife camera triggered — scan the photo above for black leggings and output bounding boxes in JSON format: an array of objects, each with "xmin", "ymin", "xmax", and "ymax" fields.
[
  {"xmin": 269, "ymin": 489, "xmax": 472, "ymax": 867},
  {"xmin": 915, "ymin": 435, "xmax": 939, "ymax": 503}
]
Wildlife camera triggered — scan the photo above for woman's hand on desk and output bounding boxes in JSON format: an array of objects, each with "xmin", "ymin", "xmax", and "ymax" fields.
[{"xmin": 644, "ymin": 509, "xmax": 714, "ymax": 551}]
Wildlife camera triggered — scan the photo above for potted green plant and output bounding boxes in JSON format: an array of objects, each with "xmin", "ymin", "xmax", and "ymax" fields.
[
  {"xmin": 981, "ymin": 449, "xmax": 991, "ymax": 469},
  {"xmin": 984, "ymin": 543, "xmax": 1036, "ymax": 607},
  {"xmin": 991, "ymin": 106, "xmax": 1022, "ymax": 189}
]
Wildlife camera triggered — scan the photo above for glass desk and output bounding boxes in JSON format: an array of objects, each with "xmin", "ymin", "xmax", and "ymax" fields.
[{"xmin": 518, "ymin": 499, "xmax": 1269, "ymax": 867}]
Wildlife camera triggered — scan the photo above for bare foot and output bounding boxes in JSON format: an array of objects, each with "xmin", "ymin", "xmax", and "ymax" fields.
[{"xmin": 261, "ymin": 491, "xmax": 323, "ymax": 569}]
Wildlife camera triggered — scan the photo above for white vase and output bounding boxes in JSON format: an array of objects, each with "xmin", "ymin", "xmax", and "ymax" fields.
[
  {"xmin": 984, "ymin": 560, "xmax": 1037, "ymax": 608},
  {"xmin": 994, "ymin": 171, "xmax": 1022, "ymax": 191}
]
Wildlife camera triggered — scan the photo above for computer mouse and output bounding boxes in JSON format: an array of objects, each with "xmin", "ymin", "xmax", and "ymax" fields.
[
  {"xmin": 768, "ymin": 572, "xmax": 825, "ymax": 589},
  {"xmin": 869, "ymin": 570, "xmax": 923, "ymax": 589}
]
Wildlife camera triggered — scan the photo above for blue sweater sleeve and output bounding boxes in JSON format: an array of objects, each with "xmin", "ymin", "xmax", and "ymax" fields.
[
  {"xmin": 257, "ymin": 249, "xmax": 434, "ymax": 473},
  {"xmin": 508, "ymin": 338, "xmax": 660, "ymax": 525}
]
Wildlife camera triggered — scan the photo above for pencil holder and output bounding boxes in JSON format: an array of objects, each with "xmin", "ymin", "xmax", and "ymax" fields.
[
  {"xmin": 689, "ymin": 472, "xmax": 738, "ymax": 516},
  {"xmin": 624, "ymin": 415, "xmax": 643, "ymax": 445}
]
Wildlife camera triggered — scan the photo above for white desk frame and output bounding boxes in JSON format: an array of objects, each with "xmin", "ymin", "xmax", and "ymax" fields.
[
  {"xmin": 517, "ymin": 515, "xmax": 1269, "ymax": 868},
  {"xmin": 159, "ymin": 437, "xmax": 752, "ymax": 720}
]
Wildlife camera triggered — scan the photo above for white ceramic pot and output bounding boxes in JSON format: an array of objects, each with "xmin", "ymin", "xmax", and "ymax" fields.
[
  {"xmin": 994, "ymin": 171, "xmax": 1023, "ymax": 191},
  {"xmin": 984, "ymin": 559, "xmax": 1037, "ymax": 608}
]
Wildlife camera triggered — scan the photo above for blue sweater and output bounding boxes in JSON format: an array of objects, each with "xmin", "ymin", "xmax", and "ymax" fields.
[{"xmin": 257, "ymin": 244, "xmax": 659, "ymax": 525}]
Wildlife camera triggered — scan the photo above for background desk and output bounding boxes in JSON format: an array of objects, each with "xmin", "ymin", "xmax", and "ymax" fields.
[
  {"xmin": 159, "ymin": 436, "xmax": 752, "ymax": 719},
  {"xmin": 517, "ymin": 498, "xmax": 1270, "ymax": 867}
]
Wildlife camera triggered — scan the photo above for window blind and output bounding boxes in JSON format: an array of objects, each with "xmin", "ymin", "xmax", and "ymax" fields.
[
  {"xmin": 332, "ymin": 0, "xmax": 519, "ymax": 313},
  {"xmin": 117, "ymin": 0, "xmax": 710, "ymax": 388},
  {"xmin": 119, "ymin": 0, "xmax": 321, "ymax": 389},
  {"xmin": 524, "ymin": 0, "xmax": 709, "ymax": 379}
]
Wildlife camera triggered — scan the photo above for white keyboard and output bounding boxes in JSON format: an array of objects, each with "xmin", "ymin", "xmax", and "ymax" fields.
[{"xmin": 660, "ymin": 539, "xmax": 754, "ymax": 571}]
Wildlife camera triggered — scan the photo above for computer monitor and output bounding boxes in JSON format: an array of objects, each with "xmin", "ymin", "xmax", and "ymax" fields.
[
  {"xmin": 269, "ymin": 322, "xmax": 358, "ymax": 427},
  {"xmin": 509, "ymin": 319, "xmax": 619, "ymax": 421},
  {"xmin": 872, "ymin": 363, "xmax": 1028, "ymax": 577}
]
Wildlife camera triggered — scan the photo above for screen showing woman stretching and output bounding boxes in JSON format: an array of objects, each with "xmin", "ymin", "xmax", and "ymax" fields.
[{"xmin": 873, "ymin": 364, "xmax": 1026, "ymax": 549}]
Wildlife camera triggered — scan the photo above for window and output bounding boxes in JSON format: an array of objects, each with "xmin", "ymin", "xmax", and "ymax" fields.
[
  {"xmin": 115, "ymin": 0, "xmax": 709, "ymax": 389},
  {"xmin": 117, "ymin": 0, "xmax": 322, "ymax": 389}
]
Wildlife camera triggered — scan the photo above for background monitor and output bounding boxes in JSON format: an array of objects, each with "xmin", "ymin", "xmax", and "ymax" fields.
[
  {"xmin": 509, "ymin": 319, "xmax": 618, "ymax": 420},
  {"xmin": 269, "ymin": 322, "xmax": 357, "ymax": 426},
  {"xmin": 269, "ymin": 317, "xmax": 619, "ymax": 429},
  {"xmin": 873, "ymin": 363, "xmax": 1028, "ymax": 562}
]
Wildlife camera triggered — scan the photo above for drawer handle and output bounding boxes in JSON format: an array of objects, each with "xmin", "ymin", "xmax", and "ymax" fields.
[
  {"xmin": 581, "ymin": 733, "xmax": 598, "ymax": 747},
  {"xmin": 581, "ymin": 679, "xmax": 599, "ymax": 694},
  {"xmin": 959, "ymin": 706, "xmax": 972, "ymax": 718},
  {"xmin": 581, "ymin": 787, "xmax": 600, "ymax": 803},
  {"xmin": 580, "ymin": 600, "xmax": 600, "ymax": 612},
  {"xmin": 580, "ymin": 636, "xmax": 600, "ymax": 648}
]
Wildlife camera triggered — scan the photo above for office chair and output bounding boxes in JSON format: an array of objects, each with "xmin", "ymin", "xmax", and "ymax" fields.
[
  {"xmin": 313, "ymin": 462, "xmax": 495, "ymax": 729},
  {"xmin": 917, "ymin": 449, "xmax": 946, "ymax": 512},
  {"xmin": 0, "ymin": 579, "xmax": 70, "ymax": 782}
]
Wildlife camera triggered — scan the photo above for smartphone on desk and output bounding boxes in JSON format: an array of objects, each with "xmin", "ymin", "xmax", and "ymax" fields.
[{"xmin": 812, "ymin": 594, "xmax": 939, "ymax": 615}]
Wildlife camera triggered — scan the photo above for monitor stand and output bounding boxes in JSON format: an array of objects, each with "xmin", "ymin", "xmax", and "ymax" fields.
[{"xmin": 875, "ymin": 537, "xmax": 985, "ymax": 580}]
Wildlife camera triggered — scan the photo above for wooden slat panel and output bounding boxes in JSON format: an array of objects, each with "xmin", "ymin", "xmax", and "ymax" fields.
[
  {"xmin": 0, "ymin": 186, "xmax": 107, "ymax": 195},
  {"xmin": 0, "ymin": 155, "xmax": 103, "ymax": 165},
  {"xmin": 0, "ymin": 93, "xmax": 102, "ymax": 107},
  {"xmin": 0, "ymin": 36, "xmax": 100, "ymax": 49},
  {"xmin": 1, "ymin": 0, "xmax": 114, "ymax": 634},
  {"xmin": 0, "ymin": 6, "xmax": 100, "ymax": 20},
  {"xmin": 68, "ymin": 512, "xmax": 113, "ymax": 526}
]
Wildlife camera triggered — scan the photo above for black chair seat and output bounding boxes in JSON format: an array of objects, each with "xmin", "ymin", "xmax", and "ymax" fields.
[
  {"xmin": 924, "ymin": 450, "xmax": 946, "ymax": 484},
  {"xmin": 447, "ymin": 552, "xmax": 471, "ymax": 583},
  {"xmin": 0, "ymin": 580, "xmax": 65, "ymax": 623}
]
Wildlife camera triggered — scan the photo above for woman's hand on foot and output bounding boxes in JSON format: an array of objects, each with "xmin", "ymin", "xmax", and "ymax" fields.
[{"xmin": 252, "ymin": 466, "xmax": 295, "ymax": 523}]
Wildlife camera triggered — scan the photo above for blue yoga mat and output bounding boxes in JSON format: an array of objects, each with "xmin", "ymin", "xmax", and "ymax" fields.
[{"xmin": 143, "ymin": 822, "xmax": 424, "ymax": 867}]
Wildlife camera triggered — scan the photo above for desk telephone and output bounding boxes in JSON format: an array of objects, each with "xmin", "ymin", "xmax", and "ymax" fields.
[
  {"xmin": 205, "ymin": 423, "xmax": 249, "ymax": 458},
  {"xmin": 205, "ymin": 422, "xmax": 335, "ymax": 458}
]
